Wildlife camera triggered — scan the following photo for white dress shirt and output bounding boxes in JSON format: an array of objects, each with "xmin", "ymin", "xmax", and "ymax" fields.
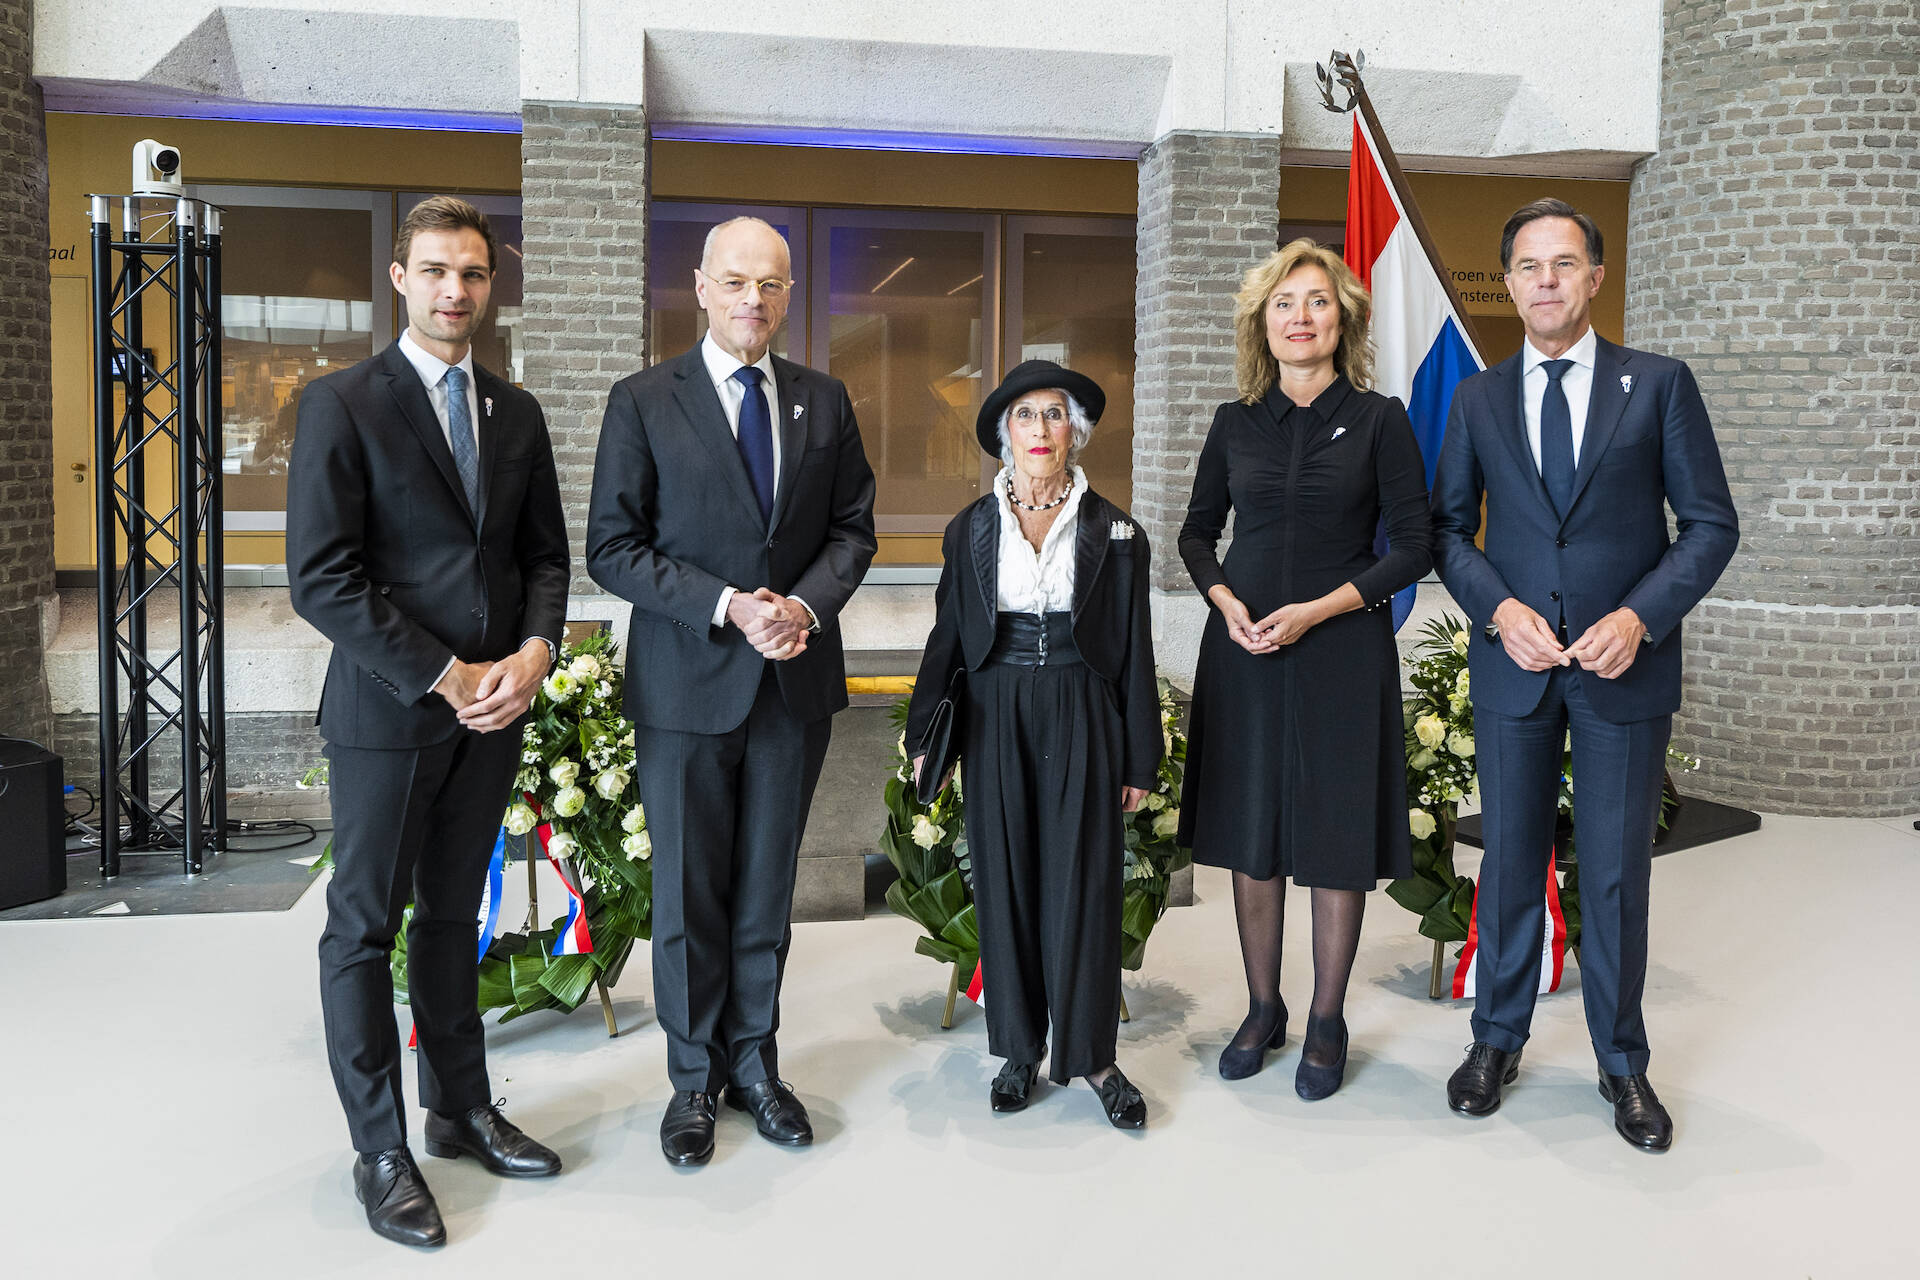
[
  {"xmin": 699, "ymin": 333, "xmax": 814, "ymax": 631},
  {"xmin": 398, "ymin": 327, "xmax": 480, "ymax": 453},
  {"xmin": 995, "ymin": 465, "xmax": 1086, "ymax": 613},
  {"xmin": 1521, "ymin": 326, "xmax": 1598, "ymax": 471},
  {"xmin": 395, "ymin": 329, "xmax": 551, "ymax": 690}
]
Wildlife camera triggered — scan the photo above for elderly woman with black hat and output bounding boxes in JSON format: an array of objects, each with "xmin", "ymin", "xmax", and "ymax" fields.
[{"xmin": 904, "ymin": 360, "xmax": 1162, "ymax": 1129}]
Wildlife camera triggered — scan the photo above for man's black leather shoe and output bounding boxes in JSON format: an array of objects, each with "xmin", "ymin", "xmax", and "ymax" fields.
[
  {"xmin": 660, "ymin": 1091, "xmax": 718, "ymax": 1166},
  {"xmin": 1447, "ymin": 1042, "xmax": 1522, "ymax": 1116},
  {"xmin": 990, "ymin": 1060, "xmax": 1040, "ymax": 1113},
  {"xmin": 724, "ymin": 1079, "xmax": 814, "ymax": 1146},
  {"xmin": 425, "ymin": 1101, "xmax": 562, "ymax": 1177},
  {"xmin": 1599, "ymin": 1070, "xmax": 1673, "ymax": 1152},
  {"xmin": 353, "ymin": 1147, "xmax": 445, "ymax": 1248}
]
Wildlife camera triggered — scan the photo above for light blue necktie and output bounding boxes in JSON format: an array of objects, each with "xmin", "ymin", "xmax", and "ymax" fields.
[{"xmin": 443, "ymin": 365, "xmax": 480, "ymax": 514}]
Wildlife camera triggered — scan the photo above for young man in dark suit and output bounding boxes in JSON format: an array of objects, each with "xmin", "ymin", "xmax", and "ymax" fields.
[
  {"xmin": 289, "ymin": 197, "xmax": 570, "ymax": 1245},
  {"xmin": 587, "ymin": 217, "xmax": 876, "ymax": 1167},
  {"xmin": 1431, "ymin": 199, "xmax": 1738, "ymax": 1152}
]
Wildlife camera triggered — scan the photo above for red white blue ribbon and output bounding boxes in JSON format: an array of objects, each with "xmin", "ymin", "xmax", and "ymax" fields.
[{"xmin": 525, "ymin": 791, "xmax": 594, "ymax": 958}]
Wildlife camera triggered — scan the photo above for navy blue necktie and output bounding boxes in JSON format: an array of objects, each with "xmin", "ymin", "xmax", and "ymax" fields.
[
  {"xmin": 443, "ymin": 366, "xmax": 481, "ymax": 514},
  {"xmin": 1538, "ymin": 358, "xmax": 1575, "ymax": 517},
  {"xmin": 732, "ymin": 365, "xmax": 775, "ymax": 522}
]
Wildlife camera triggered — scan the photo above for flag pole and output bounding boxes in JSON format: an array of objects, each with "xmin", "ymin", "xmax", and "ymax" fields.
[{"xmin": 1320, "ymin": 51, "xmax": 1490, "ymax": 358}]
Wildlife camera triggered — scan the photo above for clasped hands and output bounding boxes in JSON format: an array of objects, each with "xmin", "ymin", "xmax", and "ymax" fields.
[
  {"xmin": 728, "ymin": 587, "xmax": 812, "ymax": 661},
  {"xmin": 1209, "ymin": 584, "xmax": 1329, "ymax": 654},
  {"xmin": 1493, "ymin": 598, "xmax": 1644, "ymax": 679},
  {"xmin": 435, "ymin": 637, "xmax": 552, "ymax": 732}
]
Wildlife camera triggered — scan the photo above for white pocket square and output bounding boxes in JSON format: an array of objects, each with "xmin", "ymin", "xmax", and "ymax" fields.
[{"xmin": 1110, "ymin": 520, "xmax": 1134, "ymax": 540}]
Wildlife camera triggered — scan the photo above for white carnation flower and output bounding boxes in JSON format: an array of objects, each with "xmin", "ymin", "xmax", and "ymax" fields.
[
  {"xmin": 542, "ymin": 670, "xmax": 579, "ymax": 703},
  {"xmin": 621, "ymin": 804, "xmax": 647, "ymax": 834},
  {"xmin": 552, "ymin": 785, "xmax": 587, "ymax": 818}
]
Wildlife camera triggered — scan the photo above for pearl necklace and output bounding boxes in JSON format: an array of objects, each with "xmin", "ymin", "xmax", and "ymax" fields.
[{"xmin": 1006, "ymin": 473, "xmax": 1073, "ymax": 513}]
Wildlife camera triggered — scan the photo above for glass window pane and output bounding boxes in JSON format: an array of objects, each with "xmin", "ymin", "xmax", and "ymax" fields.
[
  {"xmin": 822, "ymin": 218, "xmax": 991, "ymax": 523},
  {"xmin": 1013, "ymin": 227, "xmax": 1136, "ymax": 509},
  {"xmin": 648, "ymin": 208, "xmax": 800, "ymax": 367},
  {"xmin": 472, "ymin": 210, "xmax": 523, "ymax": 384},
  {"xmin": 219, "ymin": 204, "xmax": 376, "ymax": 514}
]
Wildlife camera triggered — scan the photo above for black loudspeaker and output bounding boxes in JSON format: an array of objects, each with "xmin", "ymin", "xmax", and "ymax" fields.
[{"xmin": 0, "ymin": 740, "xmax": 65, "ymax": 910}]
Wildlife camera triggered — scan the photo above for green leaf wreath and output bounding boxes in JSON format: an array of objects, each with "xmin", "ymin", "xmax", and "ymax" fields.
[
  {"xmin": 308, "ymin": 629, "xmax": 654, "ymax": 1023},
  {"xmin": 877, "ymin": 678, "xmax": 1192, "ymax": 986},
  {"xmin": 1388, "ymin": 614, "xmax": 1697, "ymax": 955}
]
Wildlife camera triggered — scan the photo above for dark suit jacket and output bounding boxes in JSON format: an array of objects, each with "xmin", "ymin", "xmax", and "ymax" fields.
[
  {"xmin": 585, "ymin": 345, "xmax": 878, "ymax": 735},
  {"xmin": 1430, "ymin": 335, "xmax": 1738, "ymax": 723},
  {"xmin": 904, "ymin": 489, "xmax": 1163, "ymax": 790},
  {"xmin": 287, "ymin": 342, "xmax": 570, "ymax": 749}
]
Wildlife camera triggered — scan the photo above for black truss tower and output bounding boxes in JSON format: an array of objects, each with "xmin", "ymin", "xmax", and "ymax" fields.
[{"xmin": 88, "ymin": 194, "xmax": 227, "ymax": 876}]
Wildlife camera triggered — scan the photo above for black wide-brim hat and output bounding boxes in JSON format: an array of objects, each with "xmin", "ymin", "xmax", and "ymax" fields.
[{"xmin": 975, "ymin": 359, "xmax": 1106, "ymax": 455}]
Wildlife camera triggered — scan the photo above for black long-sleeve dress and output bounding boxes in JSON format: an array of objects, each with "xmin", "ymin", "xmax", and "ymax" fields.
[{"xmin": 1176, "ymin": 377, "xmax": 1433, "ymax": 888}]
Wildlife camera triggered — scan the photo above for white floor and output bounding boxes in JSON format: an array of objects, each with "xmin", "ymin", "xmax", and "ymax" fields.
[{"xmin": 5, "ymin": 813, "xmax": 1917, "ymax": 1279}]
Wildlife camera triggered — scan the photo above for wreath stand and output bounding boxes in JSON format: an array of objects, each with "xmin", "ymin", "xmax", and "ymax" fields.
[
  {"xmin": 522, "ymin": 851, "xmax": 625, "ymax": 1037},
  {"xmin": 939, "ymin": 962, "xmax": 1131, "ymax": 1030}
]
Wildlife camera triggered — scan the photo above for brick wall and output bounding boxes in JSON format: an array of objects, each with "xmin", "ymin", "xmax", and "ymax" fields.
[
  {"xmin": 518, "ymin": 102, "xmax": 651, "ymax": 597},
  {"xmin": 1626, "ymin": 0, "xmax": 1920, "ymax": 815},
  {"xmin": 0, "ymin": 0, "xmax": 55, "ymax": 745},
  {"xmin": 1132, "ymin": 132, "xmax": 1285, "ymax": 591}
]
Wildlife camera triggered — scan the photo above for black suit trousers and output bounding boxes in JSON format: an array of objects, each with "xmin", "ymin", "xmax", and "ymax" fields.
[
  {"xmin": 635, "ymin": 666, "xmax": 831, "ymax": 1093},
  {"xmin": 1471, "ymin": 665, "xmax": 1670, "ymax": 1077},
  {"xmin": 319, "ymin": 727, "xmax": 519, "ymax": 1152}
]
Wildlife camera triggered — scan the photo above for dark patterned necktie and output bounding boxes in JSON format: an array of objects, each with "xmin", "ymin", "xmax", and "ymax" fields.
[
  {"xmin": 732, "ymin": 365, "xmax": 775, "ymax": 521},
  {"xmin": 1539, "ymin": 358, "xmax": 1575, "ymax": 516},
  {"xmin": 444, "ymin": 365, "xmax": 480, "ymax": 513}
]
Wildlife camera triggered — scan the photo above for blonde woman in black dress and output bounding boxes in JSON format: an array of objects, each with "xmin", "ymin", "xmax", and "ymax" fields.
[{"xmin": 1178, "ymin": 239, "xmax": 1433, "ymax": 1099}]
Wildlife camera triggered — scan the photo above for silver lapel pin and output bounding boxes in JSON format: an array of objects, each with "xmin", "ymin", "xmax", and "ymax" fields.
[
  {"xmin": 484, "ymin": 396, "xmax": 494, "ymax": 417},
  {"xmin": 1331, "ymin": 426, "xmax": 1347, "ymax": 441},
  {"xmin": 792, "ymin": 404, "xmax": 803, "ymax": 420},
  {"xmin": 1620, "ymin": 375, "xmax": 1632, "ymax": 395}
]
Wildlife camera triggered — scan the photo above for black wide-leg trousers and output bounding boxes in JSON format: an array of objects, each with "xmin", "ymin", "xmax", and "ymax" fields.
[
  {"xmin": 963, "ymin": 649, "xmax": 1126, "ymax": 1085},
  {"xmin": 320, "ymin": 727, "xmax": 519, "ymax": 1154},
  {"xmin": 635, "ymin": 665, "xmax": 832, "ymax": 1094}
]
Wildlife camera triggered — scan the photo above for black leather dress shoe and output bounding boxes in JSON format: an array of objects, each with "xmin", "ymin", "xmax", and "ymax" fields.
[
  {"xmin": 1447, "ymin": 1042, "xmax": 1522, "ymax": 1116},
  {"xmin": 1091, "ymin": 1067, "xmax": 1147, "ymax": 1130},
  {"xmin": 989, "ymin": 1060, "xmax": 1040, "ymax": 1113},
  {"xmin": 1598, "ymin": 1071, "xmax": 1673, "ymax": 1152},
  {"xmin": 660, "ymin": 1091, "xmax": 718, "ymax": 1166},
  {"xmin": 425, "ymin": 1102, "xmax": 562, "ymax": 1177},
  {"xmin": 353, "ymin": 1147, "xmax": 445, "ymax": 1248},
  {"xmin": 725, "ymin": 1079, "xmax": 814, "ymax": 1146}
]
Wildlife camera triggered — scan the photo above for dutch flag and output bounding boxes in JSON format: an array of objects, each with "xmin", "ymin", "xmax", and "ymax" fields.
[{"xmin": 1341, "ymin": 112, "xmax": 1486, "ymax": 629}]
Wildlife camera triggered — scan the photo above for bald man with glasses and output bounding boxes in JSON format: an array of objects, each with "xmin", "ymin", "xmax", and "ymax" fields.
[{"xmin": 587, "ymin": 217, "xmax": 876, "ymax": 1167}]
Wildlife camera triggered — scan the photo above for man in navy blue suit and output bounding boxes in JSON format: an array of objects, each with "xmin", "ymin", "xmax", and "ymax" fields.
[{"xmin": 1431, "ymin": 199, "xmax": 1737, "ymax": 1151}]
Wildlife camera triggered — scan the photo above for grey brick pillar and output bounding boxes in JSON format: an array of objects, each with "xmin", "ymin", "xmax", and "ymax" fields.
[
  {"xmin": 0, "ymin": 0, "xmax": 56, "ymax": 745},
  {"xmin": 1626, "ymin": 1, "xmax": 1919, "ymax": 816},
  {"xmin": 1133, "ymin": 131, "xmax": 1284, "ymax": 678},
  {"xmin": 519, "ymin": 102, "xmax": 651, "ymax": 597}
]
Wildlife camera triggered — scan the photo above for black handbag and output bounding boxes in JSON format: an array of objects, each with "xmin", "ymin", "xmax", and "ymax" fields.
[{"xmin": 913, "ymin": 667, "xmax": 966, "ymax": 806}]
